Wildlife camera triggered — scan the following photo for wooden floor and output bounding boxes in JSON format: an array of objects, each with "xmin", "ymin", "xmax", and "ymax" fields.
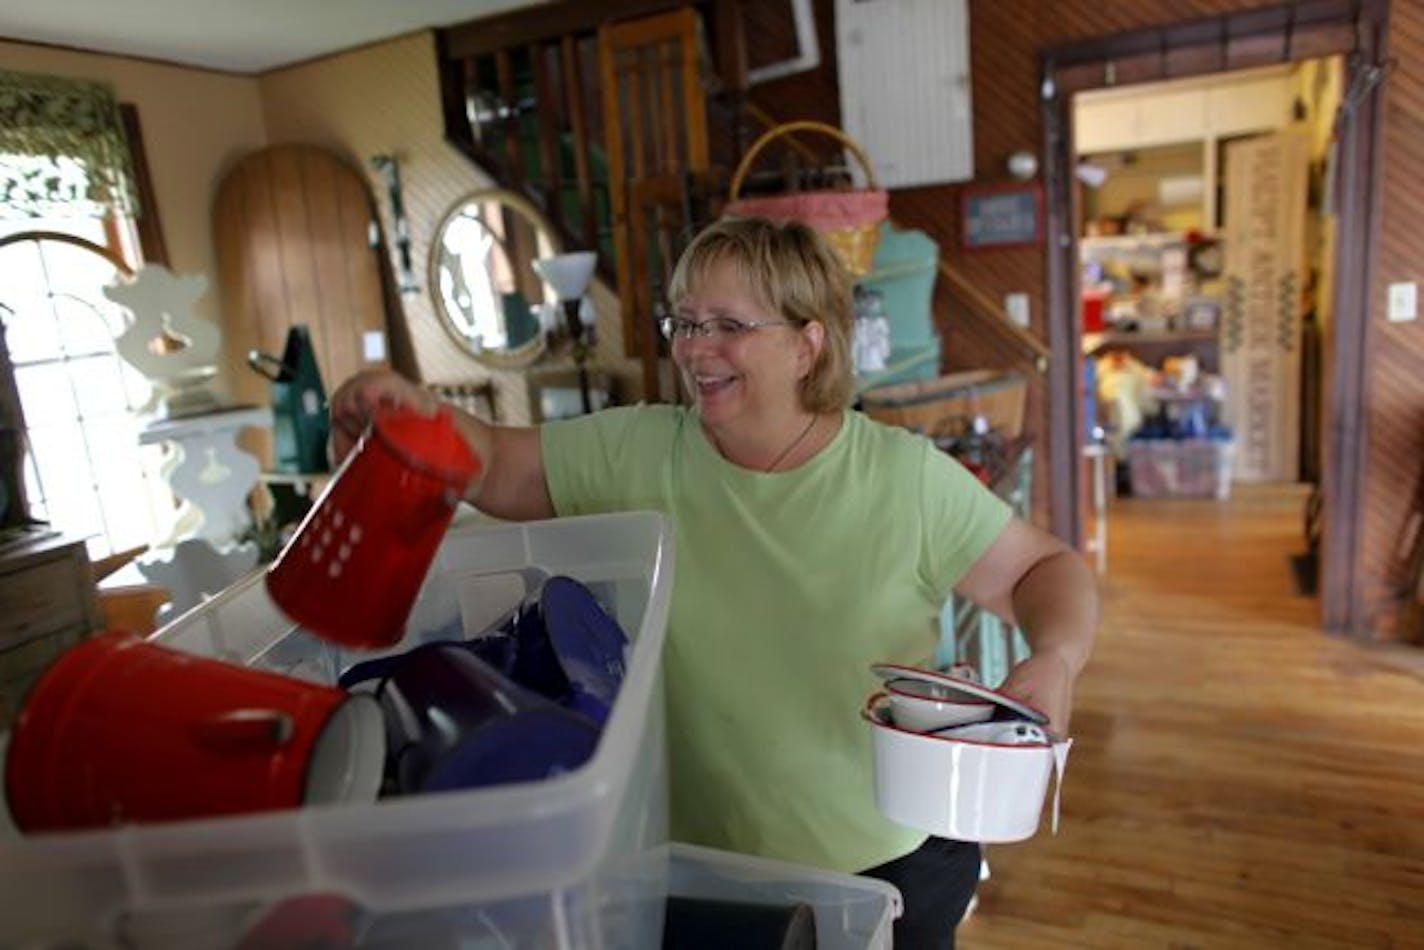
[{"xmin": 959, "ymin": 483, "xmax": 1424, "ymax": 950}]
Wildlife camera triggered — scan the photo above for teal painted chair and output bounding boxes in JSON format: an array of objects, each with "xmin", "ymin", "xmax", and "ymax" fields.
[{"xmin": 856, "ymin": 222, "xmax": 942, "ymax": 387}]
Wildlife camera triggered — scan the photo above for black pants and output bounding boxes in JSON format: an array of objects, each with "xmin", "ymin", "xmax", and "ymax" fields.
[{"xmin": 859, "ymin": 837, "xmax": 981, "ymax": 950}]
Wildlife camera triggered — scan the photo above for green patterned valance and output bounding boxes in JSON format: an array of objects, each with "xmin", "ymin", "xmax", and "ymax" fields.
[{"xmin": 0, "ymin": 69, "xmax": 139, "ymax": 220}]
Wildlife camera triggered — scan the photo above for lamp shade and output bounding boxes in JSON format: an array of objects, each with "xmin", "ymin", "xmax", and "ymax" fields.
[
  {"xmin": 532, "ymin": 252, "xmax": 597, "ymax": 302},
  {"xmin": 1075, "ymin": 163, "xmax": 1108, "ymax": 189}
]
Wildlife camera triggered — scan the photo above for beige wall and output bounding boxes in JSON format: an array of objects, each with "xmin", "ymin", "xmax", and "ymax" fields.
[
  {"xmin": 0, "ymin": 41, "xmax": 267, "ymax": 330},
  {"xmin": 5, "ymin": 34, "xmax": 636, "ymax": 425},
  {"xmin": 257, "ymin": 31, "xmax": 635, "ymax": 425}
]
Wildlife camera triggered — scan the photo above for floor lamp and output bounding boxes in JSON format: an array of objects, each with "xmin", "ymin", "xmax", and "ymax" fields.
[{"xmin": 533, "ymin": 252, "xmax": 598, "ymax": 414}]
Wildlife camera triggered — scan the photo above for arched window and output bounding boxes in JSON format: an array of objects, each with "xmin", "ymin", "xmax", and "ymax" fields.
[{"xmin": 0, "ymin": 227, "xmax": 174, "ymax": 558}]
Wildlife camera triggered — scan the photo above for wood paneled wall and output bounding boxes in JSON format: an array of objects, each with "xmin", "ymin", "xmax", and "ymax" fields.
[
  {"xmin": 963, "ymin": 0, "xmax": 1424, "ymax": 641},
  {"xmin": 897, "ymin": 0, "xmax": 1283, "ymax": 522},
  {"xmin": 750, "ymin": 0, "xmax": 1424, "ymax": 639},
  {"xmin": 1361, "ymin": 0, "xmax": 1424, "ymax": 641},
  {"xmin": 741, "ymin": 0, "xmax": 841, "ymax": 123}
]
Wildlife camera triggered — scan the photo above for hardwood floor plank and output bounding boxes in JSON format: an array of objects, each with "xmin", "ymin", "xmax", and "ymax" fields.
[{"xmin": 958, "ymin": 484, "xmax": 1424, "ymax": 948}]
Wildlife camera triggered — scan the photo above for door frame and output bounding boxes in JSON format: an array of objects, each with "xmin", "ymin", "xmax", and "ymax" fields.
[{"xmin": 1037, "ymin": 0, "xmax": 1388, "ymax": 635}]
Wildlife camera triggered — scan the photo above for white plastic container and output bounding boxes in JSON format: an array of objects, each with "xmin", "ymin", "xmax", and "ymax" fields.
[
  {"xmin": 864, "ymin": 695, "xmax": 1070, "ymax": 844},
  {"xmin": 0, "ymin": 512, "xmax": 674, "ymax": 950},
  {"xmin": 668, "ymin": 843, "xmax": 901, "ymax": 950}
]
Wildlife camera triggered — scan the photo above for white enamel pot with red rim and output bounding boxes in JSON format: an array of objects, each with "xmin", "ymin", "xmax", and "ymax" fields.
[
  {"xmin": 863, "ymin": 669, "xmax": 1073, "ymax": 843},
  {"xmin": 863, "ymin": 693, "xmax": 1071, "ymax": 842}
]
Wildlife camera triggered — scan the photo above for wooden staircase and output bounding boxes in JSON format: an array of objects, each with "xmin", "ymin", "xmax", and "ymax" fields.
[
  {"xmin": 438, "ymin": 1, "xmax": 761, "ymax": 391},
  {"xmin": 435, "ymin": 0, "xmax": 1048, "ymax": 406}
]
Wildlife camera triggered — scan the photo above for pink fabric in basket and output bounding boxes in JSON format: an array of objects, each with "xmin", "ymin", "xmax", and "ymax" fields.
[{"xmin": 724, "ymin": 190, "xmax": 888, "ymax": 230}]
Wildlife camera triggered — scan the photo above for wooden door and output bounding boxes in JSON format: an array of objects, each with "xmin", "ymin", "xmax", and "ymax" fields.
[
  {"xmin": 597, "ymin": 8, "xmax": 710, "ymax": 368},
  {"xmin": 213, "ymin": 144, "xmax": 389, "ymax": 460},
  {"xmin": 1220, "ymin": 130, "xmax": 1309, "ymax": 483},
  {"xmin": 627, "ymin": 169, "xmax": 725, "ymax": 402}
]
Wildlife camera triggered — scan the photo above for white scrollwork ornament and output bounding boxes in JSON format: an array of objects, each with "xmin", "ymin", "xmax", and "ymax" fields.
[{"xmin": 104, "ymin": 264, "xmax": 222, "ymax": 418}]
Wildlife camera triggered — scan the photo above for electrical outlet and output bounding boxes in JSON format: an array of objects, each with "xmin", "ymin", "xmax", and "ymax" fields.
[{"xmin": 1387, "ymin": 282, "xmax": 1417, "ymax": 322}]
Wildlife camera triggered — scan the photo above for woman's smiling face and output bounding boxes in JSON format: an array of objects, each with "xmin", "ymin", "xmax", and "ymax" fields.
[{"xmin": 671, "ymin": 257, "xmax": 817, "ymax": 431}]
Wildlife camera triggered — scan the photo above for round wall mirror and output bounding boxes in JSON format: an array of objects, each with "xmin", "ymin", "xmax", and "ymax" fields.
[{"xmin": 430, "ymin": 189, "xmax": 559, "ymax": 367}]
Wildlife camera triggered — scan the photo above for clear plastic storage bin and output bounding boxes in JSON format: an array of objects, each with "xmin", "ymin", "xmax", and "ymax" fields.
[
  {"xmin": 1127, "ymin": 437, "xmax": 1235, "ymax": 499},
  {"xmin": 0, "ymin": 512, "xmax": 674, "ymax": 950},
  {"xmin": 668, "ymin": 843, "xmax": 901, "ymax": 950}
]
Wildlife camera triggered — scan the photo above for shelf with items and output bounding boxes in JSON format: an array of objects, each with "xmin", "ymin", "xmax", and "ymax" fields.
[
  {"xmin": 1085, "ymin": 329, "xmax": 1220, "ymax": 377},
  {"xmin": 1080, "ymin": 225, "xmax": 1224, "ymax": 375},
  {"xmin": 1080, "ymin": 232, "xmax": 1202, "ymax": 253},
  {"xmin": 1079, "ymin": 231, "xmax": 1223, "ymax": 279},
  {"xmin": 1144, "ymin": 381, "xmax": 1226, "ymax": 404},
  {"xmin": 1090, "ymin": 337, "xmax": 1230, "ymax": 479},
  {"xmin": 1083, "ymin": 328, "xmax": 1218, "ymax": 354}
]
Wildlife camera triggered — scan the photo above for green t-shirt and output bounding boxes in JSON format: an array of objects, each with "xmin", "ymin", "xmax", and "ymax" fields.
[{"xmin": 541, "ymin": 405, "xmax": 1011, "ymax": 871}]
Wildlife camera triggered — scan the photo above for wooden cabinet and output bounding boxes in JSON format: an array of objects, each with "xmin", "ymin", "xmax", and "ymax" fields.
[
  {"xmin": 0, "ymin": 533, "xmax": 102, "ymax": 727},
  {"xmin": 1076, "ymin": 66, "xmax": 1292, "ymax": 154},
  {"xmin": 1078, "ymin": 88, "xmax": 1208, "ymax": 152},
  {"xmin": 1207, "ymin": 73, "xmax": 1294, "ymax": 137},
  {"xmin": 1135, "ymin": 88, "xmax": 1207, "ymax": 148},
  {"xmin": 1077, "ymin": 97, "xmax": 1140, "ymax": 154}
]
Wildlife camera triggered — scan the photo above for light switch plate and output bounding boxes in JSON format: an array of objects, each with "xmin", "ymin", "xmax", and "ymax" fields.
[
  {"xmin": 1387, "ymin": 281, "xmax": 1417, "ymax": 322},
  {"xmin": 1004, "ymin": 292, "xmax": 1031, "ymax": 329},
  {"xmin": 363, "ymin": 331, "xmax": 388, "ymax": 361}
]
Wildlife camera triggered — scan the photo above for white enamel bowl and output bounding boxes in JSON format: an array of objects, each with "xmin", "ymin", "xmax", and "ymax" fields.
[
  {"xmin": 883, "ymin": 677, "xmax": 995, "ymax": 732},
  {"xmin": 863, "ymin": 693, "xmax": 1070, "ymax": 843}
]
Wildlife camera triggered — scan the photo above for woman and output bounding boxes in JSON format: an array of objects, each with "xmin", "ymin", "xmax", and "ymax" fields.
[{"xmin": 331, "ymin": 217, "xmax": 1097, "ymax": 948}]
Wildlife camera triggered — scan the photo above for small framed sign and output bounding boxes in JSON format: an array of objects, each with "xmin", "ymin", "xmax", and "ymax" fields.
[{"xmin": 961, "ymin": 182, "xmax": 1044, "ymax": 250}]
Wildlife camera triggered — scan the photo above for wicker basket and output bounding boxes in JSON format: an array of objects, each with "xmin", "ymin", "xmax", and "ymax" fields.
[
  {"xmin": 724, "ymin": 120, "xmax": 887, "ymax": 276},
  {"xmin": 861, "ymin": 370, "xmax": 1027, "ymax": 439}
]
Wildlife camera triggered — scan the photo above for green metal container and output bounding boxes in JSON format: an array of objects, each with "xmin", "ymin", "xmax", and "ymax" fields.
[{"xmin": 248, "ymin": 325, "xmax": 330, "ymax": 474}]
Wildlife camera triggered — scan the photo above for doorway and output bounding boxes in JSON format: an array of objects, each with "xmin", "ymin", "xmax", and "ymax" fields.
[
  {"xmin": 1039, "ymin": 2, "xmax": 1388, "ymax": 634},
  {"xmin": 1076, "ymin": 59, "xmax": 1339, "ymax": 602}
]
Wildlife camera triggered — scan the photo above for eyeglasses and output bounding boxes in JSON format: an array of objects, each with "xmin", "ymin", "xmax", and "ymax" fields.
[{"xmin": 658, "ymin": 315, "xmax": 797, "ymax": 341}]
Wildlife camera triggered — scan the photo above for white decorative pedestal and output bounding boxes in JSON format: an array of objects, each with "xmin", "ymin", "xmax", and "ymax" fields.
[
  {"xmin": 102, "ymin": 263, "xmax": 280, "ymax": 622},
  {"xmin": 137, "ymin": 406, "xmax": 272, "ymax": 622},
  {"xmin": 140, "ymin": 406, "xmax": 270, "ymax": 546},
  {"xmin": 105, "ymin": 266, "xmax": 225, "ymax": 419}
]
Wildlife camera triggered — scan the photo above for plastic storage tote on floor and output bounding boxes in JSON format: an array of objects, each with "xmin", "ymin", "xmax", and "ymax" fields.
[
  {"xmin": 667, "ymin": 843, "xmax": 901, "ymax": 950},
  {"xmin": 1127, "ymin": 437, "xmax": 1235, "ymax": 499},
  {"xmin": 0, "ymin": 511, "xmax": 674, "ymax": 950}
]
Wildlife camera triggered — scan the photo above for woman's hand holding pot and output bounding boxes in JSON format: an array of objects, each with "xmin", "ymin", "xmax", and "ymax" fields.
[
  {"xmin": 329, "ymin": 370, "xmax": 438, "ymax": 467},
  {"xmin": 998, "ymin": 650, "xmax": 1075, "ymax": 736}
]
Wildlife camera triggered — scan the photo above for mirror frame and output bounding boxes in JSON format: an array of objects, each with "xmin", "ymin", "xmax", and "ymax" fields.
[{"xmin": 428, "ymin": 188, "xmax": 560, "ymax": 368}]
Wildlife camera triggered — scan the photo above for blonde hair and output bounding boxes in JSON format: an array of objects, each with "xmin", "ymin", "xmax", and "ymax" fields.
[{"xmin": 668, "ymin": 216, "xmax": 855, "ymax": 412}]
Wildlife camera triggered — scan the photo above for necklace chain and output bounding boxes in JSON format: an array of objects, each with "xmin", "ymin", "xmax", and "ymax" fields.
[{"xmin": 764, "ymin": 414, "xmax": 818, "ymax": 473}]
